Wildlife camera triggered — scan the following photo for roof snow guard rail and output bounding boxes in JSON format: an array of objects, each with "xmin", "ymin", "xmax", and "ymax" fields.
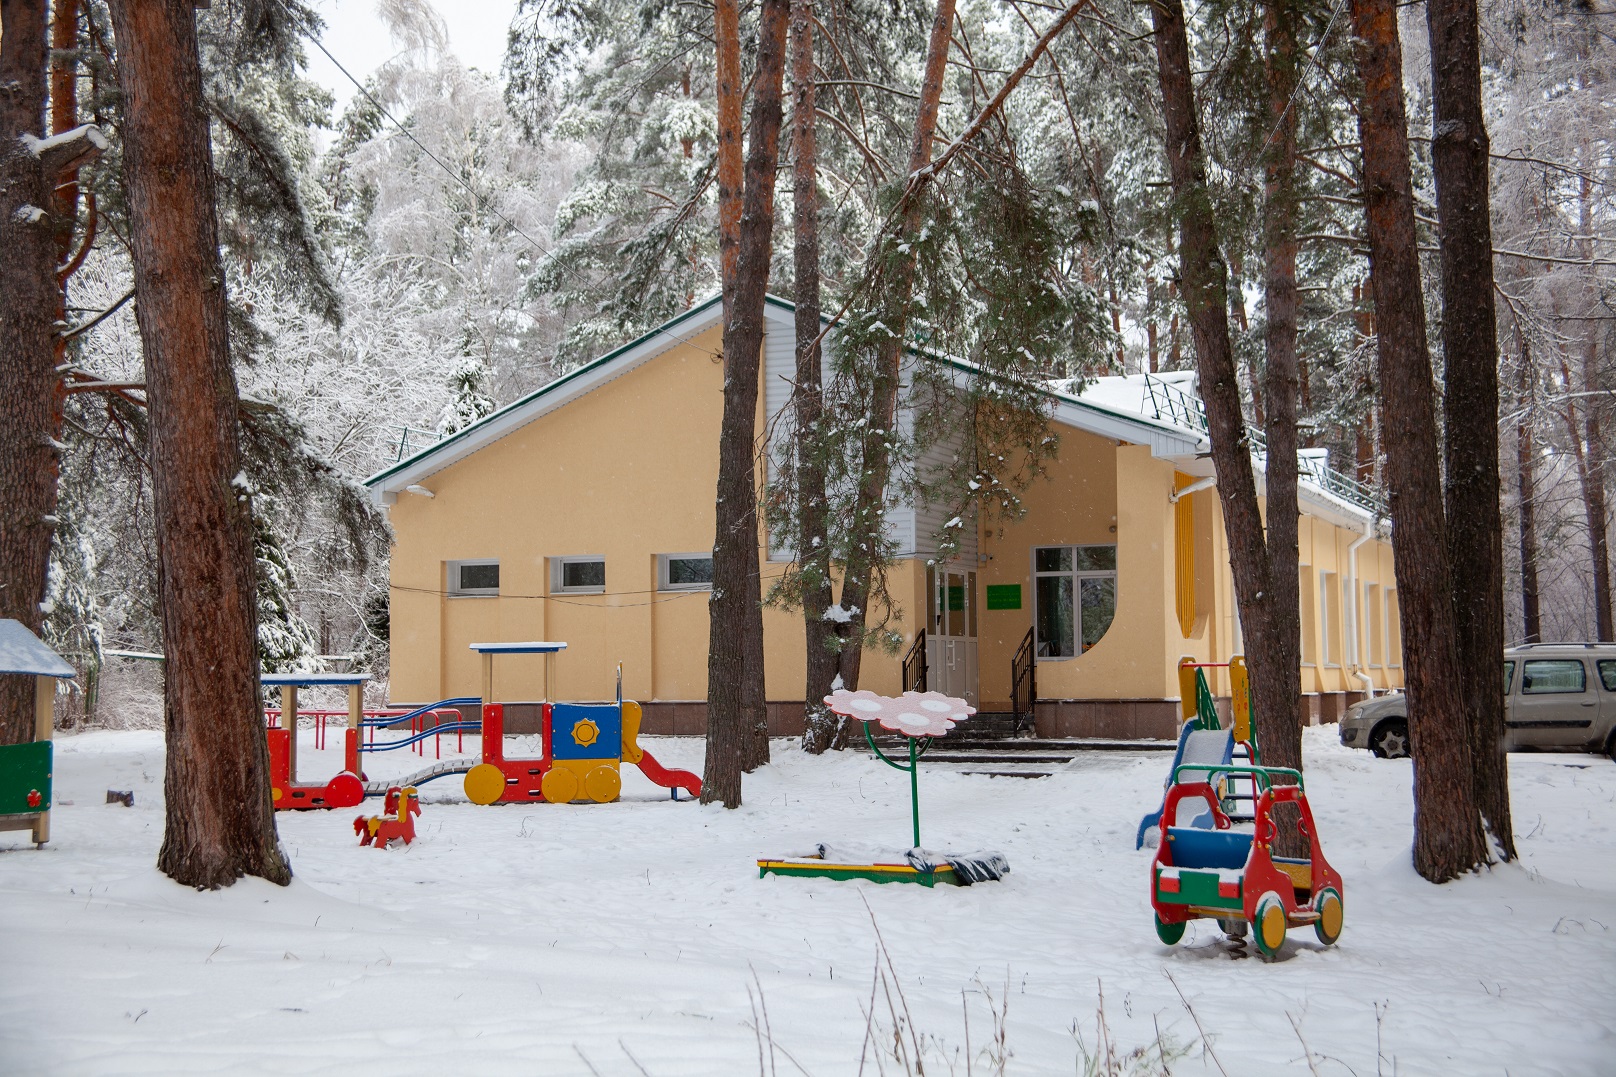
[
  {"xmin": 1142, "ymin": 373, "xmax": 1385, "ymax": 515},
  {"xmin": 1143, "ymin": 374, "xmax": 1209, "ymax": 435},
  {"xmin": 394, "ymin": 425, "xmax": 446, "ymax": 462}
]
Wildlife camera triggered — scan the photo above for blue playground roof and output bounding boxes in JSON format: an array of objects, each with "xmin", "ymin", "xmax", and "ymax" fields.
[
  {"xmin": 469, "ymin": 641, "xmax": 568, "ymax": 654},
  {"xmin": 0, "ymin": 620, "xmax": 74, "ymax": 678},
  {"xmin": 261, "ymin": 672, "xmax": 371, "ymax": 687}
]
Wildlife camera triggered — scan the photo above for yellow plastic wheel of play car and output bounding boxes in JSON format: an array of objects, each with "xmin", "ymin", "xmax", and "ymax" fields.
[{"xmin": 571, "ymin": 718, "xmax": 600, "ymax": 747}]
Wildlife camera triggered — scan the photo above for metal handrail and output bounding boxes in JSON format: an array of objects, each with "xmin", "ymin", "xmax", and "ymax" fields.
[
  {"xmin": 1011, "ymin": 626, "xmax": 1036, "ymax": 735},
  {"xmin": 395, "ymin": 425, "xmax": 446, "ymax": 461},
  {"xmin": 902, "ymin": 629, "xmax": 928, "ymax": 693}
]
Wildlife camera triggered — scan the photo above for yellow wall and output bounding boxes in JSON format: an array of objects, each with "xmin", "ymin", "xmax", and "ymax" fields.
[
  {"xmin": 386, "ymin": 328, "xmax": 907, "ymax": 706},
  {"xmin": 389, "ymin": 327, "xmax": 734, "ymax": 703}
]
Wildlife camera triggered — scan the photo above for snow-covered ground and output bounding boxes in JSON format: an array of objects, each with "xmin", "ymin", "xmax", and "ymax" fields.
[{"xmin": 3, "ymin": 726, "xmax": 1613, "ymax": 1075}]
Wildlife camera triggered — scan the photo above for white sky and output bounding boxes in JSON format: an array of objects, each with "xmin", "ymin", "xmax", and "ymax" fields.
[{"xmin": 304, "ymin": 0, "xmax": 521, "ymax": 115}]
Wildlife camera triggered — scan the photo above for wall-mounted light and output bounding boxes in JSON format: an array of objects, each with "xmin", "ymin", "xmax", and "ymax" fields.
[{"xmin": 405, "ymin": 484, "xmax": 435, "ymax": 498}]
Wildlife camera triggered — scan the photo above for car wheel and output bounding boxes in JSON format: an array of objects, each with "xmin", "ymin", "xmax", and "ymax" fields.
[
  {"xmin": 1370, "ymin": 719, "xmax": 1410, "ymax": 760},
  {"xmin": 1606, "ymin": 731, "xmax": 1616, "ymax": 764},
  {"xmin": 1313, "ymin": 888, "xmax": 1344, "ymax": 947},
  {"xmin": 1254, "ymin": 892, "xmax": 1289, "ymax": 958},
  {"xmin": 1155, "ymin": 913, "xmax": 1186, "ymax": 945}
]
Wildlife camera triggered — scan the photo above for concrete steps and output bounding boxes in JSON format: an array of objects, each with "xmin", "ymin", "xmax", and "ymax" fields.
[{"xmin": 861, "ymin": 711, "xmax": 1176, "ymax": 777}]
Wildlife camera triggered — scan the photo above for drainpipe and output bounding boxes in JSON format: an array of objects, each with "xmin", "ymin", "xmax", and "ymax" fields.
[
  {"xmin": 1346, "ymin": 517, "xmax": 1375, "ymax": 697},
  {"xmin": 1168, "ymin": 475, "xmax": 1216, "ymax": 503}
]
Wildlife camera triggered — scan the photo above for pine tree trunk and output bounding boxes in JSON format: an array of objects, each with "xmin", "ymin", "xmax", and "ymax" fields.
[
  {"xmin": 0, "ymin": 1, "xmax": 63, "ymax": 746},
  {"xmin": 1351, "ymin": 0, "xmax": 1486, "ymax": 881},
  {"xmin": 109, "ymin": 0, "xmax": 290, "ymax": 888},
  {"xmin": 713, "ymin": 0, "xmax": 742, "ymax": 315},
  {"xmin": 1562, "ymin": 358, "xmax": 1614, "ymax": 642},
  {"xmin": 703, "ymin": 0, "xmax": 789, "ymax": 806},
  {"xmin": 830, "ymin": 0, "xmax": 957, "ymax": 692},
  {"xmin": 740, "ymin": 555, "xmax": 769, "ymax": 771},
  {"xmin": 1576, "ymin": 174, "xmax": 1613, "ymax": 641},
  {"xmin": 1426, "ymin": 0, "xmax": 1513, "ymax": 858},
  {"xmin": 792, "ymin": 0, "xmax": 844, "ymax": 754},
  {"xmin": 1516, "ymin": 344, "xmax": 1541, "ymax": 643},
  {"xmin": 1257, "ymin": 0, "xmax": 1304, "ymax": 780},
  {"xmin": 1152, "ymin": 0, "xmax": 1300, "ymax": 786}
]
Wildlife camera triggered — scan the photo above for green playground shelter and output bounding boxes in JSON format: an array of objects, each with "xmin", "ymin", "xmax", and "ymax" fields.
[{"xmin": 0, "ymin": 619, "xmax": 75, "ymax": 847}]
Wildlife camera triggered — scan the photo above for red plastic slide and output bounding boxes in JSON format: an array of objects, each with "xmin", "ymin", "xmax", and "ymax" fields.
[{"xmin": 634, "ymin": 749, "xmax": 702, "ymax": 798}]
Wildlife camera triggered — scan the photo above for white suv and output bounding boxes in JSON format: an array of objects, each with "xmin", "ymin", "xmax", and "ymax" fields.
[{"xmin": 1339, "ymin": 643, "xmax": 1616, "ymax": 761}]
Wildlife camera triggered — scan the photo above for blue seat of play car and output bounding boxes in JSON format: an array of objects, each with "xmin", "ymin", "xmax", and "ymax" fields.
[{"xmin": 1164, "ymin": 826, "xmax": 1251, "ymax": 871}]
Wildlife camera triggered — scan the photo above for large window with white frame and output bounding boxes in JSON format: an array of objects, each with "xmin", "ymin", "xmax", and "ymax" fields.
[
  {"xmin": 1033, "ymin": 545, "xmax": 1117, "ymax": 658},
  {"xmin": 447, "ymin": 559, "xmax": 499, "ymax": 597},
  {"xmin": 552, "ymin": 556, "xmax": 606, "ymax": 594},
  {"xmin": 658, "ymin": 553, "xmax": 714, "ymax": 591}
]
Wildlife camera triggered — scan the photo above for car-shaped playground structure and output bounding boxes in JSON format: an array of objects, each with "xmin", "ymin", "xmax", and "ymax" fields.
[{"xmin": 1150, "ymin": 763, "xmax": 1344, "ymax": 959}]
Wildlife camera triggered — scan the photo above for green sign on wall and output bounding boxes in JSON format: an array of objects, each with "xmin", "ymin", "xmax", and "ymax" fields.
[{"xmin": 985, "ymin": 584, "xmax": 1022, "ymax": 611}]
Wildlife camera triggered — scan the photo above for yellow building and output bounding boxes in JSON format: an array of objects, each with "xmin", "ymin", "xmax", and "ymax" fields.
[{"xmin": 364, "ymin": 294, "xmax": 1401, "ymax": 738}]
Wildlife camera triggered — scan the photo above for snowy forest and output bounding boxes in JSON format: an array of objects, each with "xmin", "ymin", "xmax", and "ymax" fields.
[{"xmin": 4, "ymin": 2, "xmax": 1616, "ymax": 1069}]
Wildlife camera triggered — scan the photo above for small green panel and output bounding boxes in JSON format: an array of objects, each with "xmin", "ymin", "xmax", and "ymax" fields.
[
  {"xmin": 1157, "ymin": 871, "xmax": 1241, "ymax": 910},
  {"xmin": 947, "ymin": 585, "xmax": 965, "ymax": 612},
  {"xmin": 1166, "ymin": 869, "xmax": 1240, "ymax": 909},
  {"xmin": 985, "ymin": 584, "xmax": 1022, "ymax": 611},
  {"xmin": 0, "ymin": 741, "xmax": 52, "ymax": 816}
]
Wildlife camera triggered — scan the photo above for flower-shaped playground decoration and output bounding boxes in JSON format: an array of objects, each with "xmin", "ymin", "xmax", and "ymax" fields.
[
  {"xmin": 823, "ymin": 689, "xmax": 976, "ymax": 848},
  {"xmin": 824, "ymin": 689, "xmax": 975, "ymax": 739}
]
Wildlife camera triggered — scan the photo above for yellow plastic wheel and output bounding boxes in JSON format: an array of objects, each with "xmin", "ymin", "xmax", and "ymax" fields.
[
  {"xmin": 464, "ymin": 763, "xmax": 506, "ymax": 805},
  {"xmin": 541, "ymin": 765, "xmax": 580, "ymax": 804},
  {"xmin": 1314, "ymin": 888, "xmax": 1344, "ymax": 946},
  {"xmin": 585, "ymin": 765, "xmax": 621, "ymax": 803},
  {"xmin": 1254, "ymin": 892, "xmax": 1289, "ymax": 958}
]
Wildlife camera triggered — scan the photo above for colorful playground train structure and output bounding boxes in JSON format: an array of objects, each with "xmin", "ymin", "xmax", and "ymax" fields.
[{"xmin": 263, "ymin": 641, "xmax": 700, "ymax": 811}]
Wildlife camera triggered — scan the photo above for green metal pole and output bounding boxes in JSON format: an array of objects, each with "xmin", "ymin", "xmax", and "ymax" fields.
[{"xmin": 909, "ymin": 736, "xmax": 920, "ymax": 849}]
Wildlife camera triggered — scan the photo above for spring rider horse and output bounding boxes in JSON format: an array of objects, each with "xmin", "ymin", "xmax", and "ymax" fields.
[{"xmin": 354, "ymin": 786, "xmax": 421, "ymax": 849}]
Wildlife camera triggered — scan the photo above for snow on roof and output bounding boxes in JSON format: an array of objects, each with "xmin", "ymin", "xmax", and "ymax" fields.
[
  {"xmin": 0, "ymin": 620, "xmax": 75, "ymax": 678},
  {"xmin": 1057, "ymin": 370, "xmax": 1198, "ymax": 420}
]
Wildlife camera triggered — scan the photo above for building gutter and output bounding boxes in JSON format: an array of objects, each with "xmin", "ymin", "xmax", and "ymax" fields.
[{"xmin": 1345, "ymin": 517, "xmax": 1376, "ymax": 694}]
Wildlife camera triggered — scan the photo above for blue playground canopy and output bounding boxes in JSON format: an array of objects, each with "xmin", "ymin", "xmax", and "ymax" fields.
[
  {"xmin": 261, "ymin": 672, "xmax": 371, "ymax": 687},
  {"xmin": 469, "ymin": 641, "xmax": 568, "ymax": 654}
]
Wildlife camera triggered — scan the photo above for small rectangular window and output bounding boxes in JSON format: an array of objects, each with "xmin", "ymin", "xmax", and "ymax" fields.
[
  {"xmin": 1504, "ymin": 661, "xmax": 1516, "ymax": 694},
  {"xmin": 553, "ymin": 556, "xmax": 605, "ymax": 593},
  {"xmin": 1598, "ymin": 659, "xmax": 1616, "ymax": 693},
  {"xmin": 659, "ymin": 554, "xmax": 714, "ymax": 591},
  {"xmin": 447, "ymin": 559, "xmax": 499, "ymax": 597},
  {"xmin": 1521, "ymin": 659, "xmax": 1586, "ymax": 695}
]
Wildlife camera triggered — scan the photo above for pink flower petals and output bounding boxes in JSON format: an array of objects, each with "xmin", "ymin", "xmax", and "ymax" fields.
[{"xmin": 822, "ymin": 689, "xmax": 976, "ymax": 739}]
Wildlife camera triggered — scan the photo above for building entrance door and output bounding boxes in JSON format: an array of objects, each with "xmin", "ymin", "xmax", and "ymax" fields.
[{"xmin": 925, "ymin": 565, "xmax": 978, "ymax": 706}]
